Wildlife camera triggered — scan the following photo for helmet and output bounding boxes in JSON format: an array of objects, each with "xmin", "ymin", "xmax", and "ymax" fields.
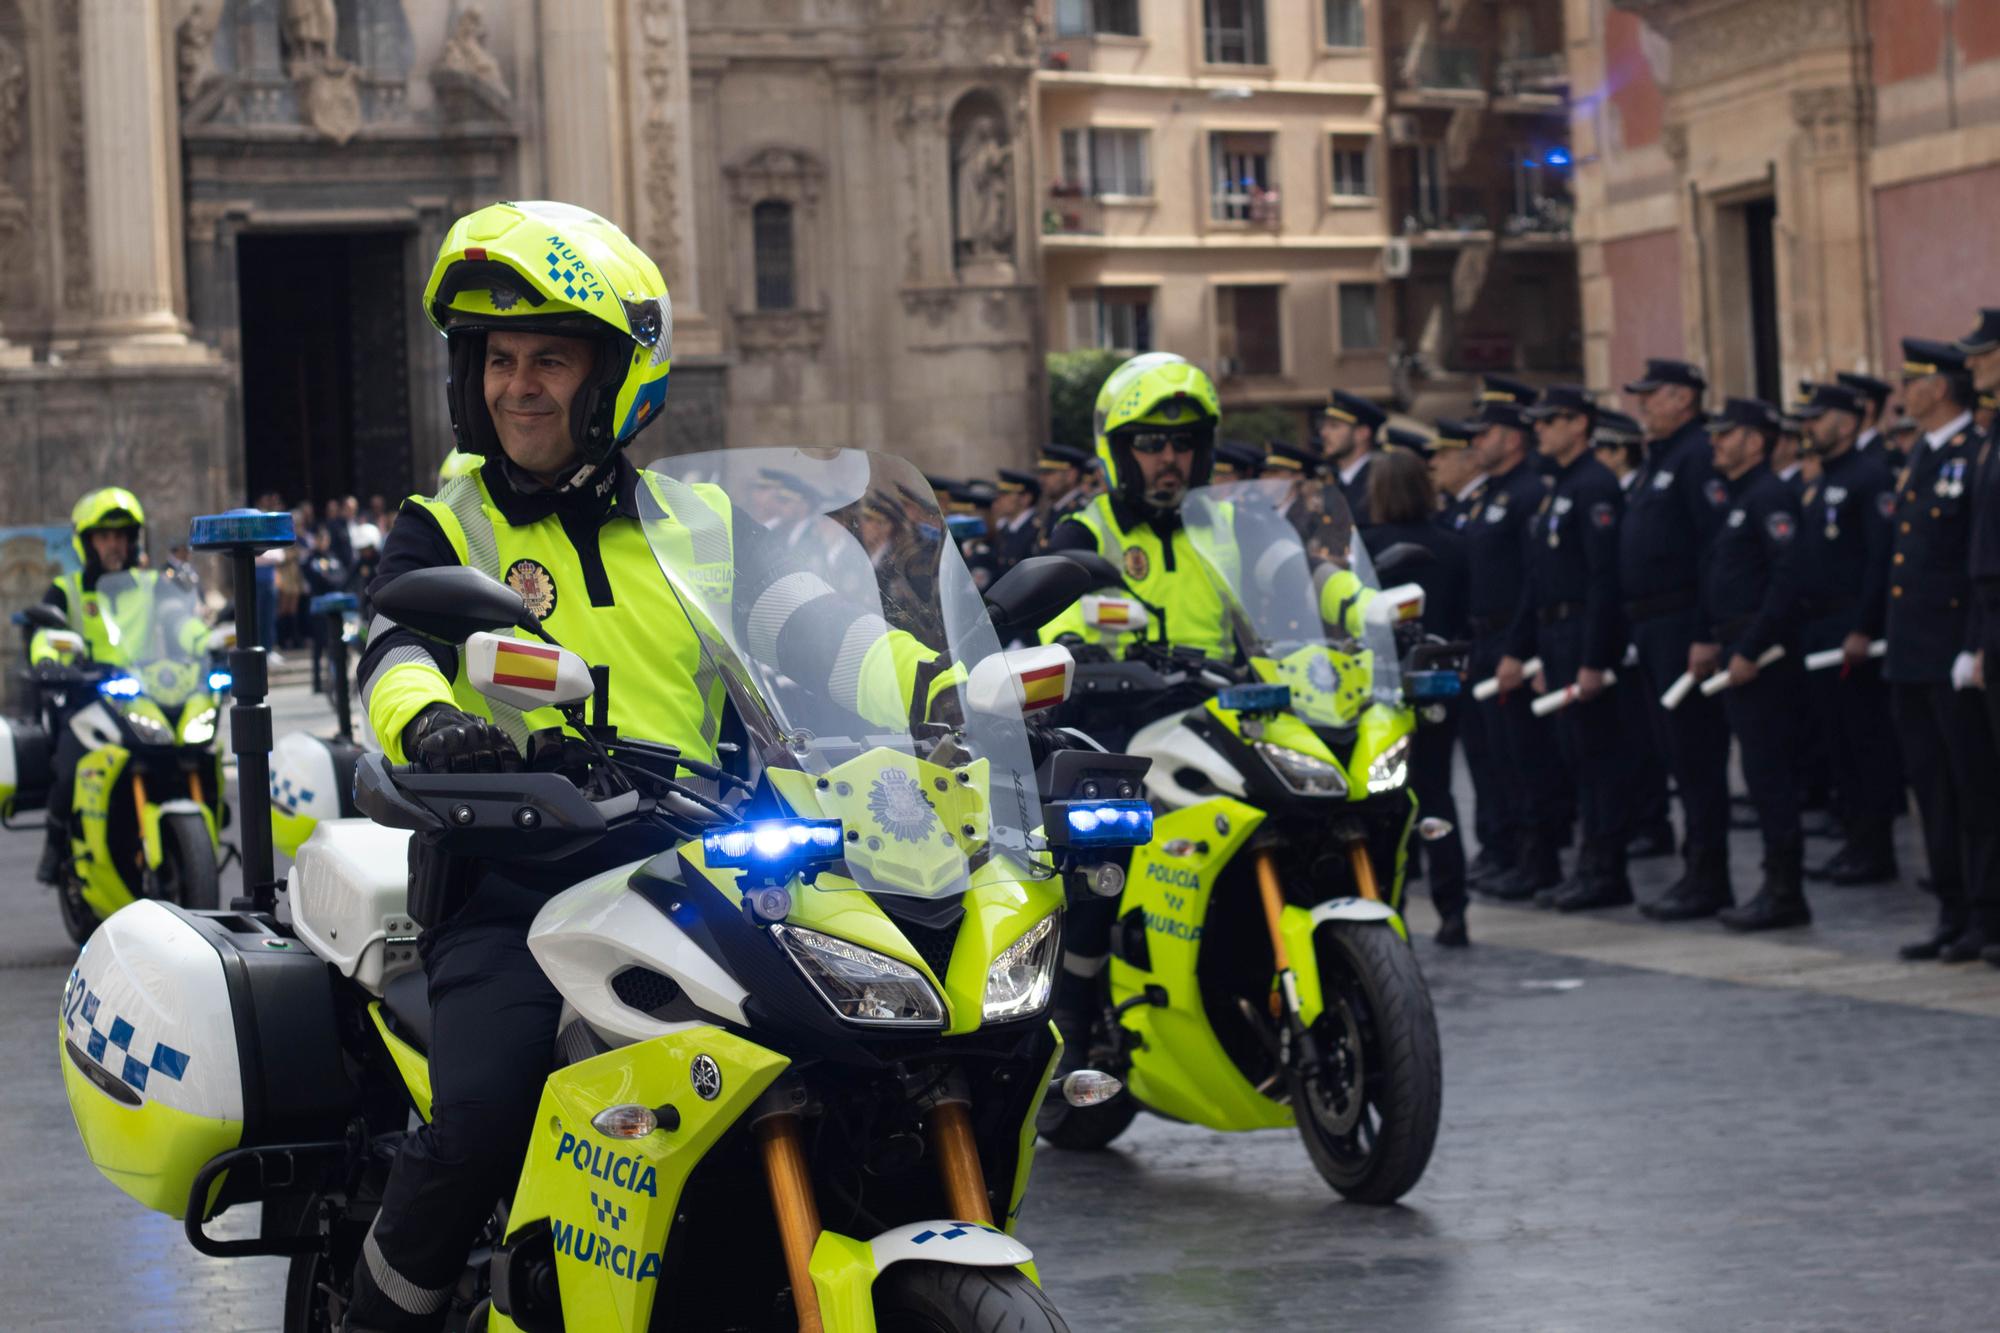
[
  {"xmin": 423, "ymin": 200, "xmax": 674, "ymax": 476},
  {"xmin": 1092, "ymin": 353, "xmax": 1221, "ymax": 513},
  {"xmin": 71, "ymin": 487, "xmax": 146, "ymax": 566}
]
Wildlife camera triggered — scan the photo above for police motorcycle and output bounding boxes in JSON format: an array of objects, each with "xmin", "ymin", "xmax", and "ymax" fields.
[
  {"xmin": 59, "ymin": 451, "xmax": 1145, "ymax": 1333},
  {"xmin": 1037, "ymin": 479, "xmax": 1454, "ymax": 1205},
  {"xmin": 271, "ymin": 590, "xmax": 370, "ymax": 860},
  {"xmin": 12, "ymin": 571, "xmax": 229, "ymax": 945}
]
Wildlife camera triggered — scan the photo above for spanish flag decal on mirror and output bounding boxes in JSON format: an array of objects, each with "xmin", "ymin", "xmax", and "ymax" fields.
[
  {"xmin": 492, "ymin": 639, "xmax": 563, "ymax": 690},
  {"xmin": 1019, "ymin": 662, "xmax": 1068, "ymax": 712}
]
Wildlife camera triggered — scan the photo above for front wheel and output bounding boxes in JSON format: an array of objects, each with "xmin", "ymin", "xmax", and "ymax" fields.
[
  {"xmin": 874, "ymin": 1262, "xmax": 1071, "ymax": 1333},
  {"xmin": 157, "ymin": 811, "xmax": 220, "ymax": 911},
  {"xmin": 1292, "ymin": 920, "xmax": 1441, "ymax": 1205}
]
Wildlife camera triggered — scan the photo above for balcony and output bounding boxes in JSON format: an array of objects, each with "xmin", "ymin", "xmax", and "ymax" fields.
[
  {"xmin": 1042, "ymin": 190, "xmax": 1107, "ymax": 237},
  {"xmin": 1040, "ymin": 39, "xmax": 1099, "ymax": 73},
  {"xmin": 1399, "ymin": 188, "xmax": 1573, "ymax": 245},
  {"xmin": 1497, "ymin": 52, "xmax": 1569, "ymax": 97},
  {"xmin": 1210, "ymin": 185, "xmax": 1283, "ymax": 230},
  {"xmin": 1393, "ymin": 45, "xmax": 1487, "ymax": 100}
]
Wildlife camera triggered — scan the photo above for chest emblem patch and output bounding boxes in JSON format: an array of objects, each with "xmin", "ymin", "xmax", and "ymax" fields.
[
  {"xmin": 1704, "ymin": 478, "xmax": 1730, "ymax": 508},
  {"xmin": 506, "ymin": 558, "xmax": 559, "ymax": 621},
  {"xmin": 1484, "ymin": 504, "xmax": 1506, "ymax": 523},
  {"xmin": 1728, "ymin": 509, "xmax": 1747, "ymax": 528},
  {"xmin": 1878, "ymin": 492, "xmax": 1897, "ymax": 520},
  {"xmin": 1652, "ymin": 470, "xmax": 1675, "ymax": 491},
  {"xmin": 1765, "ymin": 512, "xmax": 1795, "ymax": 542},
  {"xmin": 1123, "ymin": 546, "xmax": 1150, "ymax": 581},
  {"xmin": 869, "ymin": 768, "xmax": 939, "ymax": 844}
]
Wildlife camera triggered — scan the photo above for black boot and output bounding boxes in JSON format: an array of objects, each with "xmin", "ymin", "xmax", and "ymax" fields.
[
  {"xmin": 1433, "ymin": 911, "xmax": 1470, "ymax": 948},
  {"xmin": 1551, "ymin": 840, "xmax": 1634, "ymax": 912},
  {"xmin": 1720, "ymin": 841, "xmax": 1811, "ymax": 931},
  {"xmin": 1826, "ymin": 823, "xmax": 1898, "ymax": 885},
  {"xmin": 1939, "ymin": 925, "xmax": 1990, "ymax": 964},
  {"xmin": 1485, "ymin": 830, "xmax": 1563, "ymax": 901},
  {"xmin": 1640, "ymin": 842, "xmax": 1734, "ymax": 921},
  {"xmin": 1535, "ymin": 844, "xmax": 1588, "ymax": 909},
  {"xmin": 1899, "ymin": 916, "xmax": 1965, "ymax": 961},
  {"xmin": 1466, "ymin": 845, "xmax": 1512, "ymax": 888},
  {"xmin": 1627, "ymin": 820, "xmax": 1676, "ymax": 860},
  {"xmin": 36, "ymin": 820, "xmax": 68, "ymax": 887}
]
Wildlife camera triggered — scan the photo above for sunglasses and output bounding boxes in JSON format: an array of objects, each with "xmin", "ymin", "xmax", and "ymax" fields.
[{"xmin": 1126, "ymin": 432, "xmax": 1206, "ymax": 456}]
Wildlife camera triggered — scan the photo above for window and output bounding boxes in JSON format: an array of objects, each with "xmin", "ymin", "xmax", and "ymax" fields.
[
  {"xmin": 1324, "ymin": 0, "xmax": 1365, "ymax": 47},
  {"xmin": 1211, "ymin": 132, "xmax": 1276, "ymax": 223},
  {"xmin": 1338, "ymin": 283, "xmax": 1381, "ymax": 350},
  {"xmin": 1203, "ymin": 0, "xmax": 1267, "ymax": 65},
  {"xmin": 1070, "ymin": 287, "xmax": 1155, "ymax": 353},
  {"xmin": 1218, "ymin": 284, "xmax": 1283, "ymax": 376},
  {"xmin": 1055, "ymin": 0, "xmax": 1141, "ymax": 37},
  {"xmin": 752, "ymin": 201, "xmax": 795, "ymax": 310},
  {"xmin": 1403, "ymin": 143, "xmax": 1445, "ymax": 226},
  {"xmin": 1330, "ymin": 136, "xmax": 1373, "ymax": 198},
  {"xmin": 1059, "ymin": 127, "xmax": 1152, "ymax": 197}
]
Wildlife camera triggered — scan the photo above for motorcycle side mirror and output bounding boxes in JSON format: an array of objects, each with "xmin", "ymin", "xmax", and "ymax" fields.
[
  {"xmin": 965, "ymin": 643, "xmax": 1074, "ymax": 716},
  {"xmin": 14, "ymin": 604, "xmax": 69, "ymax": 633},
  {"xmin": 464, "ymin": 631, "xmax": 594, "ymax": 712},
  {"xmin": 1370, "ymin": 541, "xmax": 1435, "ymax": 581},
  {"xmin": 373, "ymin": 567, "xmax": 540, "ymax": 643},
  {"xmin": 984, "ymin": 556, "xmax": 1102, "ymax": 640}
]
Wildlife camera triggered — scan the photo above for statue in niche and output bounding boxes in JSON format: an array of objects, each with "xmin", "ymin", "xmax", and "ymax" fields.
[
  {"xmin": 281, "ymin": 0, "xmax": 338, "ymax": 68},
  {"xmin": 952, "ymin": 113, "xmax": 1014, "ymax": 268},
  {"xmin": 282, "ymin": 0, "xmax": 362, "ymax": 144},
  {"xmin": 432, "ymin": 5, "xmax": 509, "ymax": 119},
  {"xmin": 175, "ymin": 0, "xmax": 225, "ymax": 110}
]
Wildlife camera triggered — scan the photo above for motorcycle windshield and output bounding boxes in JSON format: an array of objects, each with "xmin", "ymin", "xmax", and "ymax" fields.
[
  {"xmin": 635, "ymin": 449, "xmax": 1043, "ymax": 898},
  {"xmin": 1177, "ymin": 480, "xmax": 1402, "ymax": 727},
  {"xmin": 90, "ymin": 571, "xmax": 209, "ymax": 711}
]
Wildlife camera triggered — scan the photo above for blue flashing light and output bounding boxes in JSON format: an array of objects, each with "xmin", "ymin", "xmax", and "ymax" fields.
[
  {"xmin": 1546, "ymin": 147, "xmax": 1572, "ymax": 167},
  {"xmin": 1407, "ymin": 669, "xmax": 1462, "ymax": 701},
  {"xmin": 189, "ymin": 509, "xmax": 297, "ymax": 552},
  {"xmin": 702, "ymin": 818, "xmax": 846, "ymax": 871},
  {"xmin": 1218, "ymin": 682, "xmax": 1291, "ymax": 714},
  {"xmin": 309, "ymin": 592, "xmax": 358, "ymax": 616},
  {"xmin": 206, "ymin": 670, "xmax": 234, "ymax": 693},
  {"xmin": 98, "ymin": 674, "xmax": 143, "ymax": 700},
  {"xmin": 1062, "ymin": 800, "xmax": 1154, "ymax": 849},
  {"xmin": 946, "ymin": 514, "xmax": 988, "ymax": 540}
]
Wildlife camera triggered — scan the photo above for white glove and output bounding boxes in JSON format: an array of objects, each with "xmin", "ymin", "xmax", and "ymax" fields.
[{"xmin": 1952, "ymin": 651, "xmax": 1981, "ymax": 691}]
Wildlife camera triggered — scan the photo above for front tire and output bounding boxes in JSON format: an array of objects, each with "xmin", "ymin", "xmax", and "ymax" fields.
[
  {"xmin": 1291, "ymin": 921, "xmax": 1441, "ymax": 1205},
  {"xmin": 158, "ymin": 810, "xmax": 220, "ymax": 911},
  {"xmin": 874, "ymin": 1262, "xmax": 1070, "ymax": 1333},
  {"xmin": 56, "ymin": 872, "xmax": 95, "ymax": 947}
]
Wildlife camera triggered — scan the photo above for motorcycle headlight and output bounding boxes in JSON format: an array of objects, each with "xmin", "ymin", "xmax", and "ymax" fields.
[
  {"xmin": 181, "ymin": 706, "xmax": 219, "ymax": 745},
  {"xmin": 122, "ymin": 707, "xmax": 175, "ymax": 747},
  {"xmin": 983, "ymin": 912, "xmax": 1061, "ymax": 1022},
  {"xmin": 770, "ymin": 924, "xmax": 944, "ymax": 1027},
  {"xmin": 1366, "ymin": 735, "xmax": 1412, "ymax": 794},
  {"xmin": 1255, "ymin": 740, "xmax": 1348, "ymax": 796}
]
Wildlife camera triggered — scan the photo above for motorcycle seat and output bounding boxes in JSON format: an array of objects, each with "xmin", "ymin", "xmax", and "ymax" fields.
[
  {"xmin": 382, "ymin": 968, "xmax": 433, "ymax": 1055},
  {"xmin": 288, "ymin": 819, "xmax": 420, "ymax": 995}
]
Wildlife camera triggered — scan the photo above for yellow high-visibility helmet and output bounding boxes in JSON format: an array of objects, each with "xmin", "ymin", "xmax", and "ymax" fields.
[
  {"xmin": 70, "ymin": 487, "xmax": 146, "ymax": 564},
  {"xmin": 1092, "ymin": 352, "xmax": 1223, "ymax": 505},
  {"xmin": 423, "ymin": 200, "xmax": 673, "ymax": 470}
]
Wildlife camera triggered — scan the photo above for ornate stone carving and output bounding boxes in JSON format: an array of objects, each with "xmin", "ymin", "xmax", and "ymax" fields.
[
  {"xmin": 644, "ymin": 136, "xmax": 682, "ymax": 284},
  {"xmin": 893, "ymin": 91, "xmax": 938, "ymax": 282},
  {"xmin": 733, "ymin": 309, "xmax": 827, "ymax": 360},
  {"xmin": 282, "ymin": 0, "xmax": 363, "ymax": 143},
  {"xmin": 56, "ymin": 4, "xmax": 88, "ymax": 311},
  {"xmin": 1791, "ymin": 84, "xmax": 1870, "ymax": 155},
  {"xmin": 1622, "ymin": 0, "xmax": 1859, "ymax": 89},
  {"xmin": 175, "ymin": 1, "xmax": 224, "ymax": 109},
  {"xmin": 0, "ymin": 34, "xmax": 25, "ymax": 254},
  {"xmin": 431, "ymin": 5, "xmax": 509, "ymax": 122},
  {"xmin": 725, "ymin": 147, "xmax": 824, "ymax": 210},
  {"xmin": 951, "ymin": 106, "xmax": 1014, "ymax": 269},
  {"xmin": 281, "ymin": 0, "xmax": 338, "ymax": 68},
  {"xmin": 902, "ymin": 288, "xmax": 959, "ymax": 327},
  {"xmin": 1661, "ymin": 122, "xmax": 1689, "ymax": 168}
]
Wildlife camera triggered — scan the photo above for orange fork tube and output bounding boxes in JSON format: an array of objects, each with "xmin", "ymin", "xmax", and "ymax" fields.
[
  {"xmin": 929, "ymin": 1100, "xmax": 995, "ymax": 1225},
  {"xmin": 1253, "ymin": 849, "xmax": 1292, "ymax": 970},
  {"xmin": 130, "ymin": 772, "xmax": 153, "ymax": 872},
  {"xmin": 1347, "ymin": 840, "xmax": 1383, "ymax": 901},
  {"xmin": 756, "ymin": 1115, "xmax": 826, "ymax": 1333},
  {"xmin": 188, "ymin": 768, "xmax": 205, "ymax": 809}
]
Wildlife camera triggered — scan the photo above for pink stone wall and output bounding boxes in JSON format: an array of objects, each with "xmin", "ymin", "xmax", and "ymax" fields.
[
  {"xmin": 1602, "ymin": 229, "xmax": 1684, "ymax": 383},
  {"xmin": 1874, "ymin": 164, "xmax": 2000, "ymax": 365}
]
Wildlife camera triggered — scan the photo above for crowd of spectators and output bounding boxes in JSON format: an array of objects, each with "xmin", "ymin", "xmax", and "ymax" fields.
[{"xmin": 248, "ymin": 492, "xmax": 395, "ymax": 687}]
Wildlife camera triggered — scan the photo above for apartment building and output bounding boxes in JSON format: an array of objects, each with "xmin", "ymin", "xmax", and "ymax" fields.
[{"xmin": 1035, "ymin": 0, "xmax": 1397, "ymax": 427}]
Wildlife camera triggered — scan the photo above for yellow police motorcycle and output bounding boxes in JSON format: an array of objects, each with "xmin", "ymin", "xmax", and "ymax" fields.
[
  {"xmin": 59, "ymin": 451, "xmax": 1141, "ymax": 1333},
  {"xmin": 1040, "ymin": 480, "xmax": 1451, "ymax": 1204},
  {"xmin": 15, "ymin": 571, "xmax": 228, "ymax": 944}
]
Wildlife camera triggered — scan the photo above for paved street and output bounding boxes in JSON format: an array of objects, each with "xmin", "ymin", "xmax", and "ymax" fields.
[{"xmin": 5, "ymin": 688, "xmax": 1999, "ymax": 1330}]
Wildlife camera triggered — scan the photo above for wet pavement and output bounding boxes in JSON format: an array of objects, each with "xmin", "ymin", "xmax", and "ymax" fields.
[{"xmin": 4, "ymin": 686, "xmax": 1997, "ymax": 1330}]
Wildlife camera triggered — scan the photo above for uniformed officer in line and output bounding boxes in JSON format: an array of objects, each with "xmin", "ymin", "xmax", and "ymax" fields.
[
  {"xmin": 1619, "ymin": 357, "xmax": 1737, "ymax": 922},
  {"xmin": 1469, "ymin": 393, "xmax": 1574, "ymax": 898},
  {"xmin": 1957, "ymin": 308, "xmax": 2000, "ymax": 437},
  {"xmin": 1431, "ymin": 417, "xmax": 1486, "ymax": 530},
  {"xmin": 1034, "ymin": 444, "xmax": 1091, "ymax": 549},
  {"xmin": 1698, "ymin": 397, "xmax": 1812, "ymax": 929},
  {"xmin": 1965, "ymin": 336, "xmax": 2000, "ymax": 970},
  {"xmin": 1837, "ymin": 372, "xmax": 1894, "ymax": 454},
  {"xmin": 946, "ymin": 478, "xmax": 1001, "ymax": 592},
  {"xmin": 1592, "ymin": 409, "xmax": 1676, "ymax": 861},
  {"xmin": 991, "ymin": 468, "xmax": 1043, "ymax": 577},
  {"xmin": 1771, "ymin": 410, "xmax": 1808, "ymax": 488},
  {"xmin": 1498, "ymin": 385, "xmax": 1632, "ymax": 911},
  {"xmin": 1883, "ymin": 339, "xmax": 2000, "ymax": 962},
  {"xmin": 1792, "ymin": 381, "xmax": 1902, "ymax": 885},
  {"xmin": 1211, "ymin": 438, "xmax": 1263, "ymax": 483},
  {"xmin": 1882, "ymin": 411, "xmax": 1920, "ymax": 460},
  {"xmin": 1318, "ymin": 389, "xmax": 1387, "ymax": 525}
]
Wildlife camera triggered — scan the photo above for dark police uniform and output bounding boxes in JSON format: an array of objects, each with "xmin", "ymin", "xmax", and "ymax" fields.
[
  {"xmin": 1701, "ymin": 399, "xmax": 1809, "ymax": 927},
  {"xmin": 1506, "ymin": 417, "xmax": 1630, "ymax": 910},
  {"xmin": 1793, "ymin": 384, "xmax": 1903, "ymax": 881},
  {"xmin": 1618, "ymin": 359, "xmax": 1734, "ymax": 911},
  {"xmin": 1593, "ymin": 410, "xmax": 1674, "ymax": 860},
  {"xmin": 1885, "ymin": 340, "xmax": 2000, "ymax": 960},
  {"xmin": 1327, "ymin": 389, "xmax": 1386, "ymax": 526},
  {"xmin": 993, "ymin": 468, "xmax": 1043, "ymax": 579}
]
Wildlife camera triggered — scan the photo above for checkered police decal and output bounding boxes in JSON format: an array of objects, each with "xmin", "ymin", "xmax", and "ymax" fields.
[
  {"xmin": 592, "ymin": 1191, "xmax": 627, "ymax": 1231},
  {"xmin": 62, "ymin": 968, "xmax": 192, "ymax": 1096},
  {"xmin": 272, "ymin": 771, "xmax": 316, "ymax": 814},
  {"xmin": 909, "ymin": 1222, "xmax": 1007, "ymax": 1245}
]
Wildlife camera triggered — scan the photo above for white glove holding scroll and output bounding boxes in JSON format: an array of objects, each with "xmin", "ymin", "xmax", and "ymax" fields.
[
  {"xmin": 1530, "ymin": 670, "xmax": 1616, "ymax": 718},
  {"xmin": 1698, "ymin": 644, "xmax": 1785, "ymax": 696},
  {"xmin": 1471, "ymin": 657, "xmax": 1541, "ymax": 702}
]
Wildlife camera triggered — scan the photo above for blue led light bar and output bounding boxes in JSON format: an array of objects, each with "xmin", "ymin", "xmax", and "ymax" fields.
[
  {"xmin": 309, "ymin": 592, "xmax": 358, "ymax": 616},
  {"xmin": 207, "ymin": 670, "xmax": 234, "ymax": 693},
  {"xmin": 1218, "ymin": 682, "xmax": 1291, "ymax": 714},
  {"xmin": 1407, "ymin": 670, "xmax": 1462, "ymax": 700},
  {"xmin": 946, "ymin": 514, "xmax": 988, "ymax": 540},
  {"xmin": 98, "ymin": 674, "xmax": 143, "ymax": 700},
  {"xmin": 1056, "ymin": 799, "xmax": 1154, "ymax": 849},
  {"xmin": 702, "ymin": 818, "xmax": 846, "ymax": 871},
  {"xmin": 189, "ymin": 509, "xmax": 297, "ymax": 552}
]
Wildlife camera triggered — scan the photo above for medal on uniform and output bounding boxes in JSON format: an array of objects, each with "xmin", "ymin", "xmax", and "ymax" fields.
[{"xmin": 1825, "ymin": 523, "xmax": 1839, "ymax": 542}]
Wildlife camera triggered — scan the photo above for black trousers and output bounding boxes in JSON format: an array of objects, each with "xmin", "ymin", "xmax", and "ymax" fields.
[
  {"xmin": 1721, "ymin": 661, "xmax": 1804, "ymax": 852},
  {"xmin": 369, "ymin": 883, "xmax": 564, "ymax": 1302},
  {"xmin": 1463, "ymin": 637, "xmax": 1515, "ymax": 861},
  {"xmin": 1540, "ymin": 624, "xmax": 1631, "ymax": 851},
  {"xmin": 1409, "ymin": 703, "xmax": 1467, "ymax": 918},
  {"xmin": 44, "ymin": 721, "xmax": 86, "ymax": 831},
  {"xmin": 1802, "ymin": 616, "xmax": 1903, "ymax": 830},
  {"xmin": 1892, "ymin": 681, "xmax": 2000, "ymax": 933},
  {"xmin": 1629, "ymin": 609, "xmax": 1732, "ymax": 851},
  {"xmin": 1484, "ymin": 637, "xmax": 1572, "ymax": 845},
  {"xmin": 1617, "ymin": 652, "xmax": 1671, "ymax": 836}
]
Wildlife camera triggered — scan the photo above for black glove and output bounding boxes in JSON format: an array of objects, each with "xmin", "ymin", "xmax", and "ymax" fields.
[{"xmin": 404, "ymin": 704, "xmax": 521, "ymax": 774}]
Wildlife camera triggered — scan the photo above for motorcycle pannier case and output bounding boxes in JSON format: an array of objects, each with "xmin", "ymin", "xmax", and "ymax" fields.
[
  {"xmin": 0, "ymin": 712, "xmax": 51, "ymax": 816},
  {"xmin": 60, "ymin": 901, "xmax": 356, "ymax": 1219}
]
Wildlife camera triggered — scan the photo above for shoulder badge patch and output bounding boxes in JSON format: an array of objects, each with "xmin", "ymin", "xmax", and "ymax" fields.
[
  {"xmin": 1590, "ymin": 501, "xmax": 1615, "ymax": 530},
  {"xmin": 1704, "ymin": 478, "xmax": 1729, "ymax": 508},
  {"xmin": 1765, "ymin": 512, "xmax": 1795, "ymax": 543},
  {"xmin": 1123, "ymin": 545, "xmax": 1150, "ymax": 581},
  {"xmin": 506, "ymin": 558, "xmax": 559, "ymax": 621}
]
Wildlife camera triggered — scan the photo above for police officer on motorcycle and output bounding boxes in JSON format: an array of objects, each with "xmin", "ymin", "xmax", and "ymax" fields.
[{"xmin": 343, "ymin": 202, "xmax": 943, "ymax": 1332}]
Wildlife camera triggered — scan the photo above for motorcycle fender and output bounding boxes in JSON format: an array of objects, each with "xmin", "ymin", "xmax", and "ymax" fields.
[
  {"xmin": 804, "ymin": 1223, "xmax": 1038, "ymax": 1333},
  {"xmin": 141, "ymin": 798, "xmax": 216, "ymax": 868},
  {"xmin": 1280, "ymin": 899, "xmax": 1407, "ymax": 1029},
  {"xmin": 76, "ymin": 745, "xmax": 136, "ymax": 921},
  {"xmin": 488, "ymin": 1028, "xmax": 789, "ymax": 1333}
]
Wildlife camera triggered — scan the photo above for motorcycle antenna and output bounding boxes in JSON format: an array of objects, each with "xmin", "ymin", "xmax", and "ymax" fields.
[{"xmin": 190, "ymin": 508, "xmax": 297, "ymax": 914}]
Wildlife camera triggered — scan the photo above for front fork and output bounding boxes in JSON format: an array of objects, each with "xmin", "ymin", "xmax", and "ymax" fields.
[
  {"xmin": 755, "ymin": 1083, "xmax": 996, "ymax": 1331},
  {"xmin": 1251, "ymin": 842, "xmax": 1373, "ymax": 1080}
]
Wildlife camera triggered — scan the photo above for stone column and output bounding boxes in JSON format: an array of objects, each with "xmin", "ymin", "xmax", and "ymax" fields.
[
  {"xmin": 537, "ymin": 0, "xmax": 627, "ymax": 223},
  {"xmin": 74, "ymin": 0, "xmax": 207, "ymax": 361}
]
